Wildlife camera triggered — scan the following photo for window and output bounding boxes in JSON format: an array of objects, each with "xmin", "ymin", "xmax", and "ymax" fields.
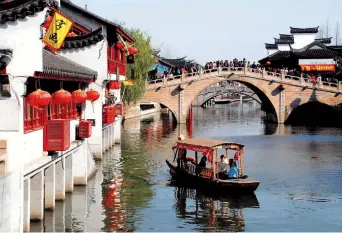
[
  {"xmin": 49, "ymin": 102, "xmax": 80, "ymax": 120},
  {"xmin": 23, "ymin": 97, "xmax": 45, "ymax": 133}
]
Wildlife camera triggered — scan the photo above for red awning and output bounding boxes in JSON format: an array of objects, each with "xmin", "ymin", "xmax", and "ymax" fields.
[{"xmin": 34, "ymin": 72, "xmax": 94, "ymax": 83}]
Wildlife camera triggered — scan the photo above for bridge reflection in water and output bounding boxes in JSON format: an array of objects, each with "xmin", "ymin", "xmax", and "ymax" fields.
[{"xmin": 172, "ymin": 186, "xmax": 259, "ymax": 232}]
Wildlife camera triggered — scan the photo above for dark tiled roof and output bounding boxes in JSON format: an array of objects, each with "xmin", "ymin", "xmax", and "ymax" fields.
[
  {"xmin": 293, "ymin": 49, "xmax": 338, "ymax": 58},
  {"xmin": 62, "ymin": 27, "xmax": 104, "ymax": 49},
  {"xmin": 290, "ymin": 41, "xmax": 327, "ymax": 53},
  {"xmin": 260, "ymin": 51, "xmax": 291, "ymax": 62},
  {"xmin": 265, "ymin": 43, "xmax": 278, "ymax": 49},
  {"xmin": 327, "ymin": 45, "xmax": 342, "ymax": 51},
  {"xmin": 315, "ymin": 37, "xmax": 332, "ymax": 44},
  {"xmin": 60, "ymin": 0, "xmax": 135, "ymax": 43},
  {"xmin": 39, "ymin": 49, "xmax": 97, "ymax": 80},
  {"xmin": 279, "ymin": 34, "xmax": 293, "ymax": 39},
  {"xmin": 290, "ymin": 26, "xmax": 319, "ymax": 34},
  {"xmin": 274, "ymin": 38, "xmax": 294, "ymax": 44},
  {"xmin": 0, "ymin": 0, "xmax": 55, "ymax": 24},
  {"xmin": 0, "ymin": 49, "xmax": 12, "ymax": 70}
]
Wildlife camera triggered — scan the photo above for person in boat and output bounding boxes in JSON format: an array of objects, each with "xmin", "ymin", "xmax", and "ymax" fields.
[
  {"xmin": 227, "ymin": 160, "xmax": 239, "ymax": 179},
  {"xmin": 218, "ymin": 155, "xmax": 229, "ymax": 179},
  {"xmin": 198, "ymin": 155, "xmax": 207, "ymax": 168}
]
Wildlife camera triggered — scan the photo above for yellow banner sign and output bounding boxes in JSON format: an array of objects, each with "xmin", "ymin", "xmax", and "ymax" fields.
[
  {"xmin": 123, "ymin": 80, "xmax": 134, "ymax": 86},
  {"xmin": 43, "ymin": 11, "xmax": 73, "ymax": 51}
]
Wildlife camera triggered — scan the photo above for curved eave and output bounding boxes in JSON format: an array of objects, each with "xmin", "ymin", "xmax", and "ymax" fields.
[
  {"xmin": 62, "ymin": 27, "xmax": 104, "ymax": 49},
  {"xmin": 290, "ymin": 26, "xmax": 319, "ymax": 34},
  {"xmin": 0, "ymin": 0, "xmax": 52, "ymax": 24},
  {"xmin": 274, "ymin": 38, "xmax": 294, "ymax": 44}
]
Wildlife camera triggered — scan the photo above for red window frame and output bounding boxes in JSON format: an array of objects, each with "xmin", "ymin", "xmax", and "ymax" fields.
[
  {"xmin": 23, "ymin": 97, "xmax": 45, "ymax": 133},
  {"xmin": 49, "ymin": 102, "xmax": 80, "ymax": 120}
]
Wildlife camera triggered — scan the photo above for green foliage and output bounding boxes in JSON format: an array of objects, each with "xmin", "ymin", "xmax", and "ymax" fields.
[{"xmin": 121, "ymin": 28, "xmax": 154, "ymax": 105}]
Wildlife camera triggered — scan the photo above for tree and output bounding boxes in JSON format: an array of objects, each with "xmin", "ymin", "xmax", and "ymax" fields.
[{"xmin": 120, "ymin": 28, "xmax": 154, "ymax": 106}]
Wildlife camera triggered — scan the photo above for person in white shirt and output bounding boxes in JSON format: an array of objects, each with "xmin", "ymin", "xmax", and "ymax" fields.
[{"xmin": 218, "ymin": 155, "xmax": 229, "ymax": 179}]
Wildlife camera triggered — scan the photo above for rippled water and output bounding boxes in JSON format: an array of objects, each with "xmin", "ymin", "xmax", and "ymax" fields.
[{"xmin": 36, "ymin": 102, "xmax": 342, "ymax": 232}]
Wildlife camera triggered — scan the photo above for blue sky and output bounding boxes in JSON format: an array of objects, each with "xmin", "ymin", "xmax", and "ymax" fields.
[{"xmin": 71, "ymin": 0, "xmax": 342, "ymax": 65}]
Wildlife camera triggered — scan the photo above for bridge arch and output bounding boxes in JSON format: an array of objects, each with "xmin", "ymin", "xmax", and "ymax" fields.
[
  {"xmin": 200, "ymin": 89, "xmax": 262, "ymax": 107},
  {"xmin": 284, "ymin": 101, "xmax": 342, "ymax": 127},
  {"xmin": 143, "ymin": 69, "xmax": 341, "ymax": 124},
  {"xmin": 182, "ymin": 76, "xmax": 280, "ymax": 123}
]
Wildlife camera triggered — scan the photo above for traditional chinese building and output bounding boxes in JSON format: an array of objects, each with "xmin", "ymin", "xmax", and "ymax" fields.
[
  {"xmin": 260, "ymin": 26, "xmax": 342, "ymax": 80},
  {"xmin": 0, "ymin": 0, "xmax": 136, "ymax": 231},
  {"xmin": 59, "ymin": 0, "xmax": 136, "ymax": 158}
]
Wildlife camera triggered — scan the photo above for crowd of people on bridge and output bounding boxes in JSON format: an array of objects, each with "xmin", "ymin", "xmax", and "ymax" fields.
[{"xmin": 149, "ymin": 57, "xmax": 339, "ymax": 85}]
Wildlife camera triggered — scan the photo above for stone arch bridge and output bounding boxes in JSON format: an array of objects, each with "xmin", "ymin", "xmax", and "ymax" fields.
[{"xmin": 141, "ymin": 67, "xmax": 342, "ymax": 124}]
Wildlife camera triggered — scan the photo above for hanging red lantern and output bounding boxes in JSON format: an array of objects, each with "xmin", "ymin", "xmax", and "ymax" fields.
[
  {"xmin": 109, "ymin": 81, "xmax": 120, "ymax": 90},
  {"xmin": 86, "ymin": 89, "xmax": 100, "ymax": 102},
  {"xmin": 27, "ymin": 89, "xmax": 51, "ymax": 108},
  {"xmin": 266, "ymin": 61, "xmax": 271, "ymax": 65},
  {"xmin": 52, "ymin": 89, "xmax": 72, "ymax": 105},
  {"xmin": 72, "ymin": 89, "xmax": 87, "ymax": 103},
  {"xmin": 116, "ymin": 41, "xmax": 124, "ymax": 50}
]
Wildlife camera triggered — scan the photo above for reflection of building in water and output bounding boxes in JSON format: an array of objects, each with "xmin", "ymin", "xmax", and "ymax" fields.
[
  {"xmin": 101, "ymin": 147, "xmax": 127, "ymax": 232},
  {"xmin": 173, "ymin": 187, "xmax": 259, "ymax": 232}
]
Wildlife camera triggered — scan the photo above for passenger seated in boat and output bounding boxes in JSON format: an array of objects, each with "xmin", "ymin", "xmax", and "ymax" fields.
[
  {"xmin": 218, "ymin": 155, "xmax": 229, "ymax": 179},
  {"xmin": 227, "ymin": 161, "xmax": 239, "ymax": 179},
  {"xmin": 198, "ymin": 155, "xmax": 207, "ymax": 168}
]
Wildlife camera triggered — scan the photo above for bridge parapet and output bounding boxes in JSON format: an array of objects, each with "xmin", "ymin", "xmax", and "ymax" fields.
[{"xmin": 147, "ymin": 67, "xmax": 342, "ymax": 93}]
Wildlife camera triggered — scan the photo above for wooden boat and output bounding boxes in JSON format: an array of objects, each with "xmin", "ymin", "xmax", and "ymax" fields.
[{"xmin": 166, "ymin": 138, "xmax": 260, "ymax": 194}]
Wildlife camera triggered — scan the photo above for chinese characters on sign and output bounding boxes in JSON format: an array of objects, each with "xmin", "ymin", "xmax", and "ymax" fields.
[
  {"xmin": 43, "ymin": 11, "xmax": 73, "ymax": 51},
  {"xmin": 300, "ymin": 64, "xmax": 336, "ymax": 72}
]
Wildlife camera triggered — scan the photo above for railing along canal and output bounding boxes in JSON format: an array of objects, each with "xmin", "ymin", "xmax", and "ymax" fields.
[{"xmin": 147, "ymin": 66, "xmax": 342, "ymax": 93}]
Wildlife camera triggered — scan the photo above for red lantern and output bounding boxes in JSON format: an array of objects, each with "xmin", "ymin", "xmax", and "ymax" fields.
[
  {"xmin": 86, "ymin": 89, "xmax": 100, "ymax": 102},
  {"xmin": 109, "ymin": 81, "xmax": 120, "ymax": 90},
  {"xmin": 116, "ymin": 41, "xmax": 124, "ymax": 50},
  {"xmin": 266, "ymin": 61, "xmax": 271, "ymax": 65},
  {"xmin": 52, "ymin": 89, "xmax": 72, "ymax": 105},
  {"xmin": 131, "ymin": 48, "xmax": 138, "ymax": 55},
  {"xmin": 72, "ymin": 89, "xmax": 87, "ymax": 103},
  {"xmin": 27, "ymin": 89, "xmax": 51, "ymax": 108}
]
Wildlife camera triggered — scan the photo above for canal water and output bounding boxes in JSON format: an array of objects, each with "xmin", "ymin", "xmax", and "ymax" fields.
[{"xmin": 34, "ymin": 102, "xmax": 342, "ymax": 232}]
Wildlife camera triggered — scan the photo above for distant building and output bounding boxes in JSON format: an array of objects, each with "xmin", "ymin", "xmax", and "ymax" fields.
[{"xmin": 259, "ymin": 26, "xmax": 342, "ymax": 80}]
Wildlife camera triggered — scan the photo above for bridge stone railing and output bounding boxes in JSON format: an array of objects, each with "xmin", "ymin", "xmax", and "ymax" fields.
[{"xmin": 147, "ymin": 67, "xmax": 342, "ymax": 93}]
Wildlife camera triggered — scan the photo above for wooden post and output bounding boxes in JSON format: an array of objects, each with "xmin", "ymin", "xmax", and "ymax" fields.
[{"xmin": 195, "ymin": 151, "xmax": 198, "ymax": 176}]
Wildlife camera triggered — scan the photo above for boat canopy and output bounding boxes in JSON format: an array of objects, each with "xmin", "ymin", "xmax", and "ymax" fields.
[{"xmin": 175, "ymin": 138, "xmax": 244, "ymax": 152}]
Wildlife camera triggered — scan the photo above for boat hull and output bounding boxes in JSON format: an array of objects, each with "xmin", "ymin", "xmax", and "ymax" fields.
[{"xmin": 166, "ymin": 160, "xmax": 259, "ymax": 195}]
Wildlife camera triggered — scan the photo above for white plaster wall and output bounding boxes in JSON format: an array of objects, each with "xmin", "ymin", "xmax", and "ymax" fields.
[
  {"xmin": 22, "ymin": 130, "xmax": 44, "ymax": 165},
  {"xmin": 267, "ymin": 49, "xmax": 278, "ymax": 56},
  {"xmin": 0, "ymin": 169, "xmax": 23, "ymax": 232},
  {"xmin": 292, "ymin": 33, "xmax": 316, "ymax": 49},
  {"xmin": 277, "ymin": 44, "xmax": 290, "ymax": 51},
  {"xmin": 0, "ymin": 10, "xmax": 47, "ymax": 76},
  {"xmin": 60, "ymin": 37, "xmax": 108, "ymax": 157}
]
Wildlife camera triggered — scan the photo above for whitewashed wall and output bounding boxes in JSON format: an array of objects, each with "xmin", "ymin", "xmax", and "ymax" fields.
[
  {"xmin": 277, "ymin": 44, "xmax": 290, "ymax": 51},
  {"xmin": 60, "ymin": 38, "xmax": 108, "ymax": 157},
  {"xmin": 267, "ymin": 49, "xmax": 278, "ymax": 56},
  {"xmin": 0, "ymin": 170, "xmax": 23, "ymax": 232},
  {"xmin": 292, "ymin": 33, "xmax": 316, "ymax": 49},
  {"xmin": 0, "ymin": 10, "xmax": 47, "ymax": 76}
]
